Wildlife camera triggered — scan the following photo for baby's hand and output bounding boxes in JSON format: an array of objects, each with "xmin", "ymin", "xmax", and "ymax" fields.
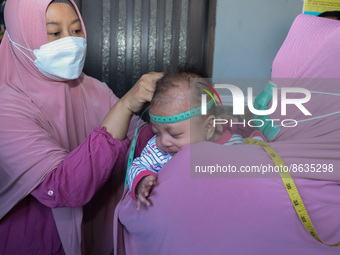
[{"xmin": 136, "ymin": 175, "xmax": 157, "ymax": 211}]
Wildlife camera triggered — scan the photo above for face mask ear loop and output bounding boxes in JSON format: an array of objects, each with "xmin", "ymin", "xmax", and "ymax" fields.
[
  {"xmin": 6, "ymin": 31, "xmax": 35, "ymax": 62},
  {"xmin": 278, "ymin": 88, "xmax": 340, "ymax": 97},
  {"xmin": 310, "ymin": 91, "xmax": 340, "ymax": 97},
  {"xmin": 280, "ymin": 111, "xmax": 340, "ymax": 126},
  {"xmin": 276, "ymin": 89, "xmax": 340, "ymax": 126}
]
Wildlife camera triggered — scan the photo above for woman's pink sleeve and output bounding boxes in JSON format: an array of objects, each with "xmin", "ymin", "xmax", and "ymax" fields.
[{"xmin": 31, "ymin": 126, "xmax": 129, "ymax": 208}]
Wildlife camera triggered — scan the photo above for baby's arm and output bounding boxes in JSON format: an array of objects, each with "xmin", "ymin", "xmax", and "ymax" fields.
[
  {"xmin": 135, "ymin": 175, "xmax": 157, "ymax": 211},
  {"xmin": 127, "ymin": 135, "xmax": 171, "ymax": 209}
]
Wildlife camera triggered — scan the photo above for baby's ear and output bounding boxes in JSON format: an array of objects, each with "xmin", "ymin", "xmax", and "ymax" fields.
[{"xmin": 204, "ymin": 115, "xmax": 216, "ymax": 140}]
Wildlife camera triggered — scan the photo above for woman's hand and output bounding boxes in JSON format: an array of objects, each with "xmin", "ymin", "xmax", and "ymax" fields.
[
  {"xmin": 121, "ymin": 72, "xmax": 164, "ymax": 114},
  {"xmin": 101, "ymin": 72, "xmax": 163, "ymax": 140}
]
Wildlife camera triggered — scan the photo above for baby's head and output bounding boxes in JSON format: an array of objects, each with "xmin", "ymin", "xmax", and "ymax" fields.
[{"xmin": 149, "ymin": 66, "xmax": 217, "ymax": 155}]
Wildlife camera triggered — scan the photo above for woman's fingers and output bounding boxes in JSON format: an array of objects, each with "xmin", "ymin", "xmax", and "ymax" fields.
[
  {"xmin": 122, "ymin": 72, "xmax": 164, "ymax": 113},
  {"xmin": 137, "ymin": 72, "xmax": 162, "ymax": 92}
]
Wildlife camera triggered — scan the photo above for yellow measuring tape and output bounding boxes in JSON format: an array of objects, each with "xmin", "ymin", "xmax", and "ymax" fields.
[{"xmin": 243, "ymin": 138, "xmax": 340, "ymax": 247}]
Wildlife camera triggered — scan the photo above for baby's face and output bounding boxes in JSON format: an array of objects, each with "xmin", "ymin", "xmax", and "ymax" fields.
[{"xmin": 150, "ymin": 100, "xmax": 207, "ymax": 156}]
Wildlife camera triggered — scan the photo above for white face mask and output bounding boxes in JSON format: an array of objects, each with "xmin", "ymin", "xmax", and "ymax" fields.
[{"xmin": 7, "ymin": 31, "xmax": 87, "ymax": 81}]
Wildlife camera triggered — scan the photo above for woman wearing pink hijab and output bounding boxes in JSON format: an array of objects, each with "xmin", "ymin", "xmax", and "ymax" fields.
[
  {"xmin": 114, "ymin": 14, "xmax": 340, "ymax": 255},
  {"xmin": 0, "ymin": 0, "xmax": 159, "ymax": 254}
]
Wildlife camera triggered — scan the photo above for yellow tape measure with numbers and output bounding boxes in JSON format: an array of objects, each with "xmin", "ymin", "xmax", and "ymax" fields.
[{"xmin": 243, "ymin": 138, "xmax": 340, "ymax": 247}]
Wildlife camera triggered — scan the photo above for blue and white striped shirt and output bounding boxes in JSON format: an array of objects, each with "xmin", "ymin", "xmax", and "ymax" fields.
[{"xmin": 127, "ymin": 132, "xmax": 245, "ymax": 191}]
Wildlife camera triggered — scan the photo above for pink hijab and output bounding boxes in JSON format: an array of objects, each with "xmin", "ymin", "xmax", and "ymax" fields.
[
  {"xmin": 0, "ymin": 0, "xmax": 138, "ymax": 254},
  {"xmin": 114, "ymin": 14, "xmax": 340, "ymax": 254}
]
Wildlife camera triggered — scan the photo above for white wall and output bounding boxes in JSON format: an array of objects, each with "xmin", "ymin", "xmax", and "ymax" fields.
[{"xmin": 212, "ymin": 0, "xmax": 303, "ymax": 80}]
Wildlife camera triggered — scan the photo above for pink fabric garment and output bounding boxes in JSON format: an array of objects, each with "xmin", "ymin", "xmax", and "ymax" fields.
[
  {"xmin": 0, "ymin": 0, "xmax": 140, "ymax": 254},
  {"xmin": 0, "ymin": 195, "xmax": 65, "ymax": 254},
  {"xmin": 213, "ymin": 129, "xmax": 234, "ymax": 144},
  {"xmin": 114, "ymin": 14, "xmax": 340, "ymax": 255},
  {"xmin": 0, "ymin": 127, "xmax": 130, "ymax": 255},
  {"xmin": 223, "ymin": 122, "xmax": 254, "ymax": 138},
  {"xmin": 31, "ymin": 126, "xmax": 129, "ymax": 208}
]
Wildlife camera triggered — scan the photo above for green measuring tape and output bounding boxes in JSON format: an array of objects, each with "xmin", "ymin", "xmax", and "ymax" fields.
[
  {"xmin": 243, "ymin": 138, "xmax": 340, "ymax": 247},
  {"xmin": 124, "ymin": 107, "xmax": 150, "ymax": 187},
  {"xmin": 149, "ymin": 98, "xmax": 214, "ymax": 124},
  {"xmin": 125, "ymin": 99, "xmax": 215, "ymax": 187}
]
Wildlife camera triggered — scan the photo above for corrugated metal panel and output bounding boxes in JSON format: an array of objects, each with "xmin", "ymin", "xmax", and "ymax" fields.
[{"xmin": 80, "ymin": 0, "xmax": 215, "ymax": 97}]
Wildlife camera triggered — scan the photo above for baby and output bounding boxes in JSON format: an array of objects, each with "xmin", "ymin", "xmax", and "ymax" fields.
[{"xmin": 127, "ymin": 67, "xmax": 265, "ymax": 210}]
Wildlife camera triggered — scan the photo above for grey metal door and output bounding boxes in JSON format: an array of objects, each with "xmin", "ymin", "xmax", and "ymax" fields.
[{"xmin": 75, "ymin": 0, "xmax": 216, "ymax": 97}]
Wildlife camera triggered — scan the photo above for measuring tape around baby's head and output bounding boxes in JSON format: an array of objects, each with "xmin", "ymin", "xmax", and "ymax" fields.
[
  {"xmin": 243, "ymin": 138, "xmax": 340, "ymax": 247},
  {"xmin": 149, "ymin": 98, "xmax": 214, "ymax": 124},
  {"xmin": 124, "ymin": 99, "xmax": 215, "ymax": 187}
]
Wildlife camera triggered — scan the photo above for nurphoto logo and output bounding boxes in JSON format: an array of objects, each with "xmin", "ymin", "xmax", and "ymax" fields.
[{"xmin": 199, "ymin": 83, "xmax": 312, "ymax": 128}]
